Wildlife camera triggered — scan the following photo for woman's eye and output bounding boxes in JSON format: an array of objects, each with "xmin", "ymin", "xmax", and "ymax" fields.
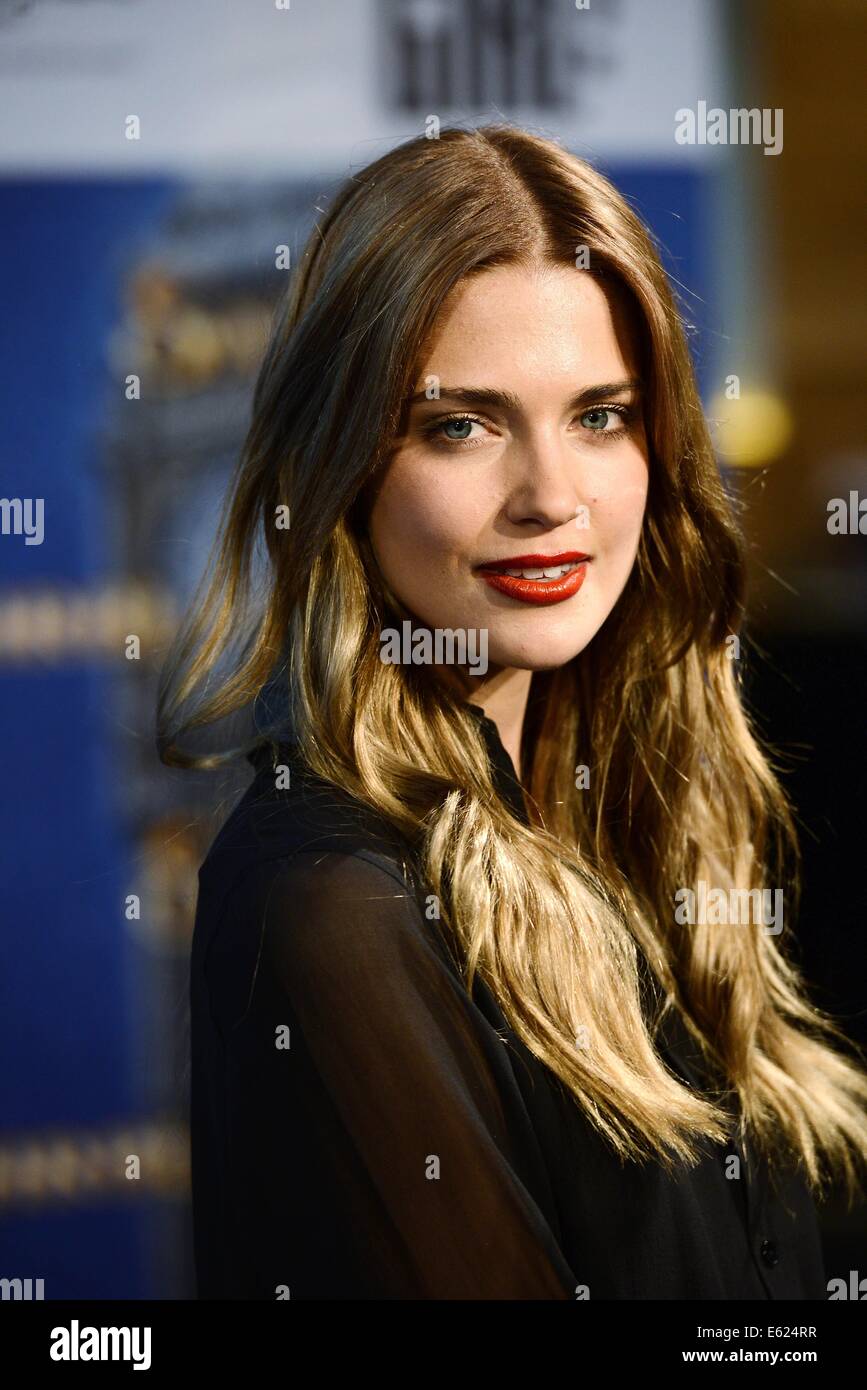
[
  {"xmin": 441, "ymin": 417, "xmax": 476, "ymax": 441},
  {"xmin": 579, "ymin": 406, "xmax": 627, "ymax": 433},
  {"xmin": 424, "ymin": 415, "xmax": 487, "ymax": 447}
]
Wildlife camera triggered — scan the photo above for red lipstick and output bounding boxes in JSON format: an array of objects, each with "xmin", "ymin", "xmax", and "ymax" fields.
[{"xmin": 475, "ymin": 552, "xmax": 591, "ymax": 606}]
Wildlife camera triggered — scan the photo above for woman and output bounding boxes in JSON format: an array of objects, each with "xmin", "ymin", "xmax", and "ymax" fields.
[{"xmin": 158, "ymin": 124, "xmax": 867, "ymax": 1300}]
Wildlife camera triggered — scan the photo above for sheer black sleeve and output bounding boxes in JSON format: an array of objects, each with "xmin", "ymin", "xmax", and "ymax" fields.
[{"xmin": 257, "ymin": 847, "xmax": 579, "ymax": 1299}]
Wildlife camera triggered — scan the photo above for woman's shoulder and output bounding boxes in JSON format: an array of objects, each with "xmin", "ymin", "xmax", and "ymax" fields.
[
  {"xmin": 196, "ymin": 739, "xmax": 422, "ymax": 924},
  {"xmin": 191, "ymin": 742, "xmax": 468, "ymax": 1026}
]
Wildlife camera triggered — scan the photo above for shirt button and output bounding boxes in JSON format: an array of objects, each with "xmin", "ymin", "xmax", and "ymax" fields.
[{"xmin": 760, "ymin": 1238, "xmax": 781, "ymax": 1267}]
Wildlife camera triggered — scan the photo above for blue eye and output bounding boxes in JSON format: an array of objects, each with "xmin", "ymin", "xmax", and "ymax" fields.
[
  {"xmin": 441, "ymin": 418, "xmax": 475, "ymax": 440},
  {"xmin": 422, "ymin": 414, "xmax": 487, "ymax": 448},
  {"xmin": 580, "ymin": 406, "xmax": 628, "ymax": 432}
]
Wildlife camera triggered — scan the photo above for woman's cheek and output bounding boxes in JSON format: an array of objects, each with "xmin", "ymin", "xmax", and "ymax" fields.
[
  {"xmin": 585, "ymin": 457, "xmax": 648, "ymax": 553},
  {"xmin": 373, "ymin": 480, "xmax": 467, "ymax": 584},
  {"xmin": 406, "ymin": 490, "xmax": 491, "ymax": 569}
]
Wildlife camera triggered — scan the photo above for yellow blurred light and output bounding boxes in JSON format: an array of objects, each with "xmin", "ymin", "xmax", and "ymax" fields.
[{"xmin": 709, "ymin": 389, "xmax": 794, "ymax": 467}]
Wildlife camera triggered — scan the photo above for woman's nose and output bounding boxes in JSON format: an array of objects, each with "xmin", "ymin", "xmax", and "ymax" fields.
[{"xmin": 502, "ymin": 431, "xmax": 590, "ymax": 530}]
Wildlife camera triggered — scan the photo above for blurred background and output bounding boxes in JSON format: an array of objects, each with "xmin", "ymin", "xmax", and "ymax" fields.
[{"xmin": 0, "ymin": 0, "xmax": 864, "ymax": 1298}]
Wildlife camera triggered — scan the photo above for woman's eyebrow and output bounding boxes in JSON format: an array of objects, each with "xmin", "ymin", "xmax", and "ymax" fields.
[{"xmin": 407, "ymin": 379, "xmax": 642, "ymax": 410}]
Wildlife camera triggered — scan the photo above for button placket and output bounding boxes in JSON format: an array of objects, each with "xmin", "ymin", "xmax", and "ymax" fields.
[
  {"xmin": 740, "ymin": 1135, "xmax": 783, "ymax": 1296},
  {"xmin": 760, "ymin": 1237, "xmax": 781, "ymax": 1267}
]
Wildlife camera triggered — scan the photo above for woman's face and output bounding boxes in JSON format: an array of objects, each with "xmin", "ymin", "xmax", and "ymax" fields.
[{"xmin": 367, "ymin": 262, "xmax": 649, "ymax": 678}]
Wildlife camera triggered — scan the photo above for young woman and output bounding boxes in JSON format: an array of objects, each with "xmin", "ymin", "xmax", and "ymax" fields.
[{"xmin": 158, "ymin": 124, "xmax": 867, "ymax": 1300}]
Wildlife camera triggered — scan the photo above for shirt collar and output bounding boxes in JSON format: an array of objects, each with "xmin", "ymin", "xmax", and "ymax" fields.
[{"xmin": 465, "ymin": 703, "xmax": 529, "ymax": 824}]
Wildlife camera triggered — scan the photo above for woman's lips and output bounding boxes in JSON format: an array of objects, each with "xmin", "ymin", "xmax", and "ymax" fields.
[{"xmin": 475, "ymin": 554, "xmax": 590, "ymax": 607}]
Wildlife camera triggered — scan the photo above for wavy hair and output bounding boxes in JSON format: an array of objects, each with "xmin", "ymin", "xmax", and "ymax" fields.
[{"xmin": 158, "ymin": 124, "xmax": 867, "ymax": 1198}]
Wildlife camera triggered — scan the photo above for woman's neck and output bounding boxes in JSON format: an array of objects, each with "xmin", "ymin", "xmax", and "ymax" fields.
[{"xmin": 467, "ymin": 668, "xmax": 533, "ymax": 781}]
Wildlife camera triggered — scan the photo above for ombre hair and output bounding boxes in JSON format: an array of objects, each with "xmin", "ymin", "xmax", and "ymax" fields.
[{"xmin": 158, "ymin": 124, "xmax": 867, "ymax": 1197}]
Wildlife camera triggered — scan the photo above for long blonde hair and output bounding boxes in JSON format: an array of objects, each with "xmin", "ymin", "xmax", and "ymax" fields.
[{"xmin": 158, "ymin": 124, "xmax": 867, "ymax": 1199}]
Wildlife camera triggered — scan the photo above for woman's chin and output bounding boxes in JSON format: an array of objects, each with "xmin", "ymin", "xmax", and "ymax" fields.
[{"xmin": 484, "ymin": 634, "xmax": 596, "ymax": 671}]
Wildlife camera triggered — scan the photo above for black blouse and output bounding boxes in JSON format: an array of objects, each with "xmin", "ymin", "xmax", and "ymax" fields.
[{"xmin": 189, "ymin": 702, "xmax": 827, "ymax": 1299}]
